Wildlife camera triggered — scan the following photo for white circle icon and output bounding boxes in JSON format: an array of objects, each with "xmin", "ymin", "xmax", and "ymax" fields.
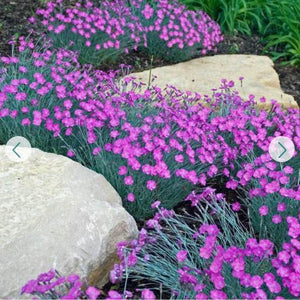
[
  {"xmin": 5, "ymin": 136, "xmax": 32, "ymax": 162},
  {"xmin": 269, "ymin": 136, "xmax": 295, "ymax": 163}
]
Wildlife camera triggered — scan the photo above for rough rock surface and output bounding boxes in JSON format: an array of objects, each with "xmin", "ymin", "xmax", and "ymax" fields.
[
  {"xmin": 0, "ymin": 146, "xmax": 138, "ymax": 298},
  {"xmin": 127, "ymin": 54, "xmax": 297, "ymax": 109}
]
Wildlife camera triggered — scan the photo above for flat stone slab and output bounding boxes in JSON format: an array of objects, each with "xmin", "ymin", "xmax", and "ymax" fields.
[
  {"xmin": 127, "ymin": 54, "xmax": 297, "ymax": 109},
  {"xmin": 0, "ymin": 146, "xmax": 138, "ymax": 298}
]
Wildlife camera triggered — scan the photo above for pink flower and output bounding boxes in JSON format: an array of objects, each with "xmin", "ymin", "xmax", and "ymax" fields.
[
  {"xmin": 15, "ymin": 92, "xmax": 27, "ymax": 101},
  {"xmin": 128, "ymin": 252, "xmax": 137, "ymax": 266},
  {"xmin": 56, "ymin": 85, "xmax": 66, "ymax": 98},
  {"xmin": 264, "ymin": 180, "xmax": 280, "ymax": 193},
  {"xmin": 210, "ymin": 290, "xmax": 227, "ymax": 299},
  {"xmin": 232, "ymin": 202, "xmax": 241, "ymax": 212},
  {"xmin": 251, "ymin": 275, "xmax": 263, "ymax": 289},
  {"xmin": 199, "ymin": 246, "xmax": 213, "ymax": 259},
  {"xmin": 63, "ymin": 99, "xmax": 73, "ymax": 109},
  {"xmin": 283, "ymin": 166, "xmax": 293, "ymax": 174},
  {"xmin": 0, "ymin": 92, "xmax": 7, "ymax": 102},
  {"xmin": 278, "ymin": 251, "xmax": 290, "ymax": 264},
  {"xmin": 19, "ymin": 66, "xmax": 27, "ymax": 73},
  {"xmin": 199, "ymin": 224, "xmax": 219, "ymax": 236},
  {"xmin": 265, "ymin": 161, "xmax": 277, "ymax": 170},
  {"xmin": 67, "ymin": 149, "xmax": 75, "ymax": 157},
  {"xmin": 259, "ymin": 205, "xmax": 269, "ymax": 216},
  {"xmin": 277, "ymin": 202, "xmax": 286, "ymax": 212},
  {"xmin": 175, "ymin": 154, "xmax": 184, "ymax": 163},
  {"xmin": 21, "ymin": 279, "xmax": 38, "ymax": 294},
  {"xmin": 265, "ymin": 279, "xmax": 282, "ymax": 293},
  {"xmin": 124, "ymin": 176, "xmax": 134, "ymax": 186},
  {"xmin": 176, "ymin": 250, "xmax": 188, "ymax": 262},
  {"xmin": 92, "ymin": 147, "xmax": 102, "ymax": 155},
  {"xmin": 20, "ymin": 78, "xmax": 29, "ymax": 85},
  {"xmin": 151, "ymin": 201, "xmax": 161, "ymax": 209},
  {"xmin": 207, "ymin": 164, "xmax": 218, "ymax": 177},
  {"xmin": 127, "ymin": 193, "xmax": 135, "ymax": 202},
  {"xmin": 33, "ymin": 111, "xmax": 42, "ymax": 126},
  {"xmin": 194, "ymin": 284, "xmax": 206, "ymax": 292},
  {"xmin": 272, "ymin": 215, "xmax": 282, "ymax": 224},
  {"xmin": 21, "ymin": 118, "xmax": 31, "ymax": 126},
  {"xmin": 226, "ymin": 180, "xmax": 238, "ymax": 189},
  {"xmin": 28, "ymin": 16, "xmax": 36, "ymax": 23},
  {"xmin": 31, "ymin": 98, "xmax": 38, "ymax": 106},
  {"xmin": 210, "ymin": 273, "xmax": 225, "ymax": 289},
  {"xmin": 198, "ymin": 174, "xmax": 206, "ymax": 186},
  {"xmin": 178, "ymin": 269, "xmax": 197, "ymax": 284},
  {"xmin": 10, "ymin": 110, "xmax": 18, "ymax": 118},
  {"xmin": 67, "ymin": 274, "xmax": 80, "ymax": 283},
  {"xmin": 118, "ymin": 166, "xmax": 127, "ymax": 176},
  {"xmin": 142, "ymin": 4, "xmax": 154, "ymax": 19},
  {"xmin": 86, "ymin": 287, "xmax": 101, "ymax": 300},
  {"xmin": 108, "ymin": 290, "xmax": 122, "ymax": 299},
  {"xmin": 1, "ymin": 57, "xmax": 10, "ymax": 64},
  {"xmin": 110, "ymin": 130, "xmax": 119, "ymax": 138},
  {"xmin": 147, "ymin": 180, "xmax": 156, "ymax": 190},
  {"xmin": 141, "ymin": 289, "xmax": 155, "ymax": 300}
]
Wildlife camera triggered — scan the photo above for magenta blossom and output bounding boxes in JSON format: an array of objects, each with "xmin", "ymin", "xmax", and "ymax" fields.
[
  {"xmin": 147, "ymin": 180, "xmax": 156, "ymax": 190},
  {"xmin": 176, "ymin": 250, "xmax": 188, "ymax": 263},
  {"xmin": 141, "ymin": 289, "xmax": 156, "ymax": 300},
  {"xmin": 259, "ymin": 205, "xmax": 269, "ymax": 216}
]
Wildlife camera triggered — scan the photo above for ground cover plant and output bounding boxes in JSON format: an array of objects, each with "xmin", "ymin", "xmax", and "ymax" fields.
[
  {"xmin": 1, "ymin": 35, "xmax": 300, "ymax": 298},
  {"xmin": 0, "ymin": 0, "xmax": 300, "ymax": 299},
  {"xmin": 22, "ymin": 185, "xmax": 300, "ymax": 299},
  {"xmin": 2, "ymin": 38, "xmax": 299, "ymax": 219},
  {"xmin": 126, "ymin": 0, "xmax": 223, "ymax": 62},
  {"xmin": 29, "ymin": 0, "xmax": 223, "ymax": 66},
  {"xmin": 105, "ymin": 189, "xmax": 300, "ymax": 299}
]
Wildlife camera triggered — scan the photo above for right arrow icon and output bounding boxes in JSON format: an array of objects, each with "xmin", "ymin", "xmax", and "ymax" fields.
[
  {"xmin": 278, "ymin": 142, "xmax": 287, "ymax": 159},
  {"xmin": 269, "ymin": 136, "xmax": 295, "ymax": 163}
]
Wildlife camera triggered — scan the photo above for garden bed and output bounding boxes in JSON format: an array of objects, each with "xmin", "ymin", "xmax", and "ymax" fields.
[
  {"xmin": 0, "ymin": 0, "xmax": 300, "ymax": 299},
  {"xmin": 0, "ymin": 0, "xmax": 299, "ymax": 107}
]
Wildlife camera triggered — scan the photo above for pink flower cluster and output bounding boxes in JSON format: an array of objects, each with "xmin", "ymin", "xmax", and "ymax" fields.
[
  {"xmin": 109, "ymin": 189, "xmax": 300, "ymax": 299},
  {"xmin": 22, "ymin": 268, "xmax": 155, "ymax": 300},
  {"xmin": 21, "ymin": 269, "xmax": 101, "ymax": 299},
  {"xmin": 35, "ymin": 0, "xmax": 143, "ymax": 55},
  {"xmin": 0, "ymin": 42, "xmax": 299, "ymax": 219},
  {"xmin": 271, "ymin": 215, "xmax": 300, "ymax": 297},
  {"xmin": 132, "ymin": 0, "xmax": 223, "ymax": 55},
  {"xmin": 31, "ymin": 0, "xmax": 222, "ymax": 64}
]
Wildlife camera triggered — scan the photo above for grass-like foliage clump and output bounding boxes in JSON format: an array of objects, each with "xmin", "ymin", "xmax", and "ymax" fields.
[
  {"xmin": 29, "ymin": 0, "xmax": 223, "ymax": 66},
  {"xmin": 0, "ymin": 39, "xmax": 299, "ymax": 221},
  {"xmin": 106, "ymin": 187, "xmax": 300, "ymax": 299},
  {"xmin": 180, "ymin": 0, "xmax": 300, "ymax": 66}
]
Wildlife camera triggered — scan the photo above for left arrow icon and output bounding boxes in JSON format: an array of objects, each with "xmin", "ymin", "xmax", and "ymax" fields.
[
  {"xmin": 13, "ymin": 142, "xmax": 21, "ymax": 158},
  {"xmin": 5, "ymin": 136, "xmax": 31, "ymax": 162}
]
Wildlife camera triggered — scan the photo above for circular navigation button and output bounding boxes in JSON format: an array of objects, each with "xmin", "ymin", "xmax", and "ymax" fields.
[
  {"xmin": 5, "ymin": 136, "xmax": 32, "ymax": 162},
  {"xmin": 269, "ymin": 136, "xmax": 295, "ymax": 163}
]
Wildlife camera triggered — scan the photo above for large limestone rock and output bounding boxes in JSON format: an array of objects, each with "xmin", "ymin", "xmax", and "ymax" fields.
[
  {"xmin": 127, "ymin": 55, "xmax": 297, "ymax": 109},
  {"xmin": 0, "ymin": 146, "xmax": 138, "ymax": 298}
]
